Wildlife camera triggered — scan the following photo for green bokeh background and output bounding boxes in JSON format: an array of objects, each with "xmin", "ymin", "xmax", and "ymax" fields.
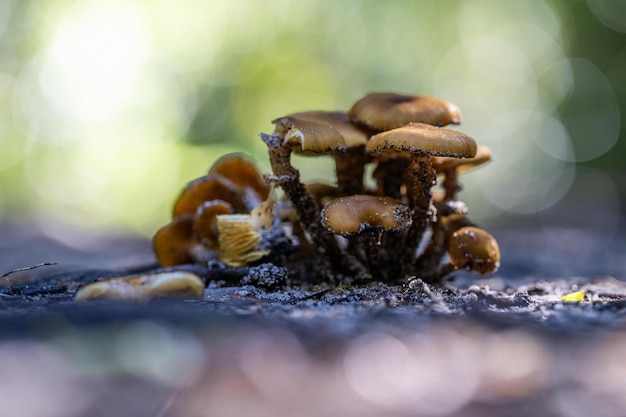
[{"xmin": 0, "ymin": 0, "xmax": 624, "ymax": 240}]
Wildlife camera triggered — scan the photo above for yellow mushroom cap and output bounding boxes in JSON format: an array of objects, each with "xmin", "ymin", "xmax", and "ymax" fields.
[
  {"xmin": 209, "ymin": 153, "xmax": 270, "ymax": 202},
  {"xmin": 366, "ymin": 123, "xmax": 477, "ymax": 159},
  {"xmin": 286, "ymin": 111, "xmax": 369, "ymax": 148},
  {"xmin": 349, "ymin": 92, "xmax": 462, "ymax": 131},
  {"xmin": 173, "ymin": 174, "xmax": 241, "ymax": 217},
  {"xmin": 432, "ymin": 145, "xmax": 492, "ymax": 174},
  {"xmin": 321, "ymin": 195, "xmax": 412, "ymax": 236},
  {"xmin": 447, "ymin": 226, "xmax": 500, "ymax": 276},
  {"xmin": 75, "ymin": 271, "xmax": 205, "ymax": 302},
  {"xmin": 272, "ymin": 116, "xmax": 347, "ymax": 155}
]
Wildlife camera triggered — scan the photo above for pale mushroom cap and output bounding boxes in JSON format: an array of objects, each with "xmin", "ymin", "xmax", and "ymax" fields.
[
  {"xmin": 209, "ymin": 153, "xmax": 270, "ymax": 202},
  {"xmin": 349, "ymin": 92, "xmax": 462, "ymax": 131},
  {"xmin": 272, "ymin": 116, "xmax": 347, "ymax": 155},
  {"xmin": 321, "ymin": 195, "xmax": 412, "ymax": 236},
  {"xmin": 75, "ymin": 272, "xmax": 205, "ymax": 301},
  {"xmin": 448, "ymin": 226, "xmax": 500, "ymax": 275},
  {"xmin": 287, "ymin": 111, "xmax": 369, "ymax": 148},
  {"xmin": 432, "ymin": 145, "xmax": 492, "ymax": 173},
  {"xmin": 366, "ymin": 123, "xmax": 477, "ymax": 159}
]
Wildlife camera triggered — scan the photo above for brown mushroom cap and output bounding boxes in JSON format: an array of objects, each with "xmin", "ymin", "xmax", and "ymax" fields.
[
  {"xmin": 287, "ymin": 111, "xmax": 369, "ymax": 148},
  {"xmin": 75, "ymin": 271, "xmax": 205, "ymax": 301},
  {"xmin": 321, "ymin": 195, "xmax": 412, "ymax": 236},
  {"xmin": 349, "ymin": 92, "xmax": 462, "ymax": 131},
  {"xmin": 447, "ymin": 226, "xmax": 500, "ymax": 275},
  {"xmin": 432, "ymin": 145, "xmax": 492, "ymax": 174},
  {"xmin": 193, "ymin": 200, "xmax": 234, "ymax": 248},
  {"xmin": 173, "ymin": 174, "xmax": 241, "ymax": 217},
  {"xmin": 366, "ymin": 123, "xmax": 477, "ymax": 159},
  {"xmin": 209, "ymin": 153, "xmax": 270, "ymax": 202},
  {"xmin": 272, "ymin": 116, "xmax": 347, "ymax": 155},
  {"xmin": 152, "ymin": 214, "xmax": 197, "ymax": 267}
]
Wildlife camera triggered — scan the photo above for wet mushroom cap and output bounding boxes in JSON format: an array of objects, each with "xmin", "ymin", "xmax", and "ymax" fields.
[
  {"xmin": 272, "ymin": 116, "xmax": 347, "ymax": 155},
  {"xmin": 321, "ymin": 195, "xmax": 412, "ymax": 236},
  {"xmin": 432, "ymin": 145, "xmax": 492, "ymax": 174},
  {"xmin": 349, "ymin": 92, "xmax": 462, "ymax": 131},
  {"xmin": 173, "ymin": 174, "xmax": 241, "ymax": 217},
  {"xmin": 209, "ymin": 153, "xmax": 270, "ymax": 202},
  {"xmin": 286, "ymin": 111, "xmax": 369, "ymax": 148},
  {"xmin": 366, "ymin": 123, "xmax": 477, "ymax": 159},
  {"xmin": 152, "ymin": 214, "xmax": 197, "ymax": 267},
  {"xmin": 448, "ymin": 226, "xmax": 500, "ymax": 275}
]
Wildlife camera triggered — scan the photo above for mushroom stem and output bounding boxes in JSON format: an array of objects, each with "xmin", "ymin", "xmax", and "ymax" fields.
[
  {"xmin": 372, "ymin": 157, "xmax": 410, "ymax": 199},
  {"xmin": 404, "ymin": 155, "xmax": 437, "ymax": 265},
  {"xmin": 261, "ymin": 133, "xmax": 345, "ymax": 279},
  {"xmin": 441, "ymin": 169, "xmax": 461, "ymax": 201},
  {"xmin": 333, "ymin": 147, "xmax": 368, "ymax": 195}
]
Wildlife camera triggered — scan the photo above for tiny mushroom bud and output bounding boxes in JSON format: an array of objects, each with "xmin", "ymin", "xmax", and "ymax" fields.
[
  {"xmin": 349, "ymin": 92, "xmax": 462, "ymax": 131},
  {"xmin": 447, "ymin": 226, "xmax": 500, "ymax": 276},
  {"xmin": 75, "ymin": 271, "xmax": 205, "ymax": 302}
]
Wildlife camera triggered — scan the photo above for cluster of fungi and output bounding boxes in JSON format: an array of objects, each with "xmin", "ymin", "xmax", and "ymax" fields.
[{"xmin": 153, "ymin": 92, "xmax": 500, "ymax": 285}]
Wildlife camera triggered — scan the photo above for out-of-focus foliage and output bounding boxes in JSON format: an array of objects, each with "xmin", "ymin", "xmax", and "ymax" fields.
[{"xmin": 0, "ymin": 0, "xmax": 624, "ymax": 239}]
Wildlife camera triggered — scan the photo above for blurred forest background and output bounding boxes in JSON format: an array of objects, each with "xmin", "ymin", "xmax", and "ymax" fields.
[{"xmin": 0, "ymin": 0, "xmax": 624, "ymax": 252}]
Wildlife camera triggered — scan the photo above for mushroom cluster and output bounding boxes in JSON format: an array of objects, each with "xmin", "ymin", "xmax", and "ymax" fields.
[
  {"xmin": 261, "ymin": 92, "xmax": 499, "ymax": 282},
  {"xmin": 153, "ymin": 92, "xmax": 500, "ymax": 284},
  {"xmin": 153, "ymin": 154, "xmax": 287, "ymax": 268}
]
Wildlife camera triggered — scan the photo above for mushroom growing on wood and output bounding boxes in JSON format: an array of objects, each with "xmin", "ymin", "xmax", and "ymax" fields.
[
  {"xmin": 349, "ymin": 92, "xmax": 462, "ymax": 131},
  {"xmin": 209, "ymin": 153, "xmax": 270, "ymax": 210},
  {"xmin": 439, "ymin": 226, "xmax": 500, "ymax": 278},
  {"xmin": 366, "ymin": 123, "xmax": 477, "ymax": 264},
  {"xmin": 321, "ymin": 195, "xmax": 412, "ymax": 277}
]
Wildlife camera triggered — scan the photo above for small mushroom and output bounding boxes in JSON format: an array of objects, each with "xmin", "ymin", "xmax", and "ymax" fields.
[
  {"xmin": 286, "ymin": 111, "xmax": 371, "ymax": 194},
  {"xmin": 153, "ymin": 214, "xmax": 198, "ymax": 267},
  {"xmin": 321, "ymin": 195, "xmax": 412, "ymax": 277},
  {"xmin": 75, "ymin": 271, "xmax": 205, "ymax": 302},
  {"xmin": 193, "ymin": 200, "xmax": 235, "ymax": 249},
  {"xmin": 209, "ymin": 153, "xmax": 270, "ymax": 210},
  {"xmin": 216, "ymin": 196, "xmax": 275, "ymax": 267},
  {"xmin": 349, "ymin": 92, "xmax": 462, "ymax": 131},
  {"xmin": 173, "ymin": 174, "xmax": 242, "ymax": 217},
  {"xmin": 366, "ymin": 123, "xmax": 477, "ymax": 264},
  {"xmin": 439, "ymin": 226, "xmax": 500, "ymax": 278},
  {"xmin": 432, "ymin": 145, "xmax": 492, "ymax": 201}
]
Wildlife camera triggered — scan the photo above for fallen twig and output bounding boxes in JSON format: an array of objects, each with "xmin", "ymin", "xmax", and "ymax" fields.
[{"xmin": 1, "ymin": 262, "xmax": 58, "ymax": 283}]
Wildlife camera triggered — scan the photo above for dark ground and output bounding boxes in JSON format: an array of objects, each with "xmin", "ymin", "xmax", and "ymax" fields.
[{"xmin": 0, "ymin": 220, "xmax": 625, "ymax": 417}]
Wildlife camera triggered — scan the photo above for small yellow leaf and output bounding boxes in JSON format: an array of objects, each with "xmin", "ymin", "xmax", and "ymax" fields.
[{"xmin": 561, "ymin": 290, "xmax": 585, "ymax": 302}]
